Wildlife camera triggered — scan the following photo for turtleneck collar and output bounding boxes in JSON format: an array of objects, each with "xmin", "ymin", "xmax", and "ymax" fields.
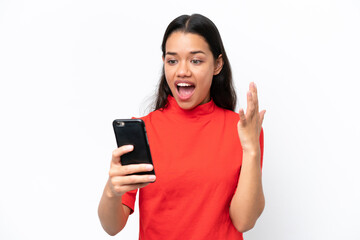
[{"xmin": 163, "ymin": 95, "xmax": 216, "ymax": 118}]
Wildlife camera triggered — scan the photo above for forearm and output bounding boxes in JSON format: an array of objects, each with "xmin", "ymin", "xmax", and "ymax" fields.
[
  {"xmin": 98, "ymin": 179, "xmax": 130, "ymax": 236},
  {"xmin": 229, "ymin": 149, "xmax": 265, "ymax": 232}
]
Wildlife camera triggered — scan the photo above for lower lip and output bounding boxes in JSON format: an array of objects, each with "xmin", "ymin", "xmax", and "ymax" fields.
[{"xmin": 176, "ymin": 86, "xmax": 195, "ymax": 101}]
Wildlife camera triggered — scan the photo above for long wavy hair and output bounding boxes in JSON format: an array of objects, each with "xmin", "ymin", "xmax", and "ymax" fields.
[{"xmin": 154, "ymin": 14, "xmax": 236, "ymax": 111}]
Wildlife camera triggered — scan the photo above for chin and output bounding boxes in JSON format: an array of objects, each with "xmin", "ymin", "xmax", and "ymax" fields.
[{"xmin": 172, "ymin": 97, "xmax": 196, "ymax": 110}]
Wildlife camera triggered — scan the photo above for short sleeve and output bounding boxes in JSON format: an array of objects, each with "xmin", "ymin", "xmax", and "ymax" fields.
[{"xmin": 121, "ymin": 189, "xmax": 138, "ymax": 215}]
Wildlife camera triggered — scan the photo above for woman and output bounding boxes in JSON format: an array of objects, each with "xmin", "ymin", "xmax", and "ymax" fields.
[{"xmin": 98, "ymin": 14, "xmax": 265, "ymax": 239}]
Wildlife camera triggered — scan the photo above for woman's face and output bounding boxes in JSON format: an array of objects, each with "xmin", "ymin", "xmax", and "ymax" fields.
[{"xmin": 163, "ymin": 32, "xmax": 223, "ymax": 110}]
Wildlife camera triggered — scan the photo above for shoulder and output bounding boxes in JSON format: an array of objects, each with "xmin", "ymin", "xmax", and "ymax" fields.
[
  {"xmin": 215, "ymin": 105, "xmax": 239, "ymax": 122},
  {"xmin": 141, "ymin": 108, "xmax": 163, "ymax": 119},
  {"xmin": 134, "ymin": 109, "xmax": 165, "ymax": 125}
]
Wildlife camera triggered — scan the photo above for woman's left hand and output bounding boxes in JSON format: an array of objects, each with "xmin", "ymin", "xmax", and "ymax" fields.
[{"xmin": 237, "ymin": 82, "xmax": 266, "ymax": 153}]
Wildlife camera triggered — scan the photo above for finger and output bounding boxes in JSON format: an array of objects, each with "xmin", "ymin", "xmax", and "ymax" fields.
[
  {"xmin": 111, "ymin": 145, "xmax": 134, "ymax": 165},
  {"xmin": 112, "ymin": 183, "xmax": 150, "ymax": 195},
  {"xmin": 110, "ymin": 164, "xmax": 154, "ymax": 176},
  {"xmin": 250, "ymin": 82, "xmax": 257, "ymax": 95},
  {"xmin": 111, "ymin": 174, "xmax": 156, "ymax": 186},
  {"xmin": 238, "ymin": 108, "xmax": 246, "ymax": 126},
  {"xmin": 246, "ymin": 91, "xmax": 255, "ymax": 119},
  {"xmin": 259, "ymin": 109, "xmax": 266, "ymax": 125},
  {"xmin": 250, "ymin": 82, "xmax": 259, "ymax": 112}
]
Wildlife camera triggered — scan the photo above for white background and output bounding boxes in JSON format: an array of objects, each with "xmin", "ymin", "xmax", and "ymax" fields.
[{"xmin": 1, "ymin": 0, "xmax": 359, "ymax": 239}]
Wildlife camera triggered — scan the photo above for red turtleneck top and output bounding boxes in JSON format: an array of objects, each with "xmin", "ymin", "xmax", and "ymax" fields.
[{"xmin": 122, "ymin": 96, "xmax": 264, "ymax": 240}]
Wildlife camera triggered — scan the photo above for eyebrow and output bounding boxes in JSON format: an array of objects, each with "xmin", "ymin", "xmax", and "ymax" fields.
[{"xmin": 165, "ymin": 50, "xmax": 206, "ymax": 56}]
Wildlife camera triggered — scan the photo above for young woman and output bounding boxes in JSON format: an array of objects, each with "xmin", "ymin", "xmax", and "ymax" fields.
[{"xmin": 98, "ymin": 14, "xmax": 265, "ymax": 239}]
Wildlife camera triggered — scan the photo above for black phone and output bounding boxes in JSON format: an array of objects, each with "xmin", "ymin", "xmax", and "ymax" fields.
[{"xmin": 113, "ymin": 119, "xmax": 155, "ymax": 176}]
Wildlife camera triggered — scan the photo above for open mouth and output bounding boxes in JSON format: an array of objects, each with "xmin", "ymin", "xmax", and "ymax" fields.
[{"xmin": 175, "ymin": 82, "xmax": 195, "ymax": 100}]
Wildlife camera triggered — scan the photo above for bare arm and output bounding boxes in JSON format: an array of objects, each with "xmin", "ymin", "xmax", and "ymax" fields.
[
  {"xmin": 98, "ymin": 180, "xmax": 132, "ymax": 236},
  {"xmin": 229, "ymin": 82, "xmax": 266, "ymax": 232},
  {"xmin": 98, "ymin": 145, "xmax": 156, "ymax": 235}
]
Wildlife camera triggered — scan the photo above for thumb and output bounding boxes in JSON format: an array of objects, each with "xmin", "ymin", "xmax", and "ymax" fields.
[
  {"xmin": 111, "ymin": 145, "xmax": 134, "ymax": 165},
  {"xmin": 259, "ymin": 110, "xmax": 266, "ymax": 125},
  {"xmin": 238, "ymin": 108, "xmax": 246, "ymax": 126}
]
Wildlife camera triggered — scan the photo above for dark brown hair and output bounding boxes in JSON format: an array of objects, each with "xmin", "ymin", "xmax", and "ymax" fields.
[{"xmin": 154, "ymin": 14, "xmax": 237, "ymax": 111}]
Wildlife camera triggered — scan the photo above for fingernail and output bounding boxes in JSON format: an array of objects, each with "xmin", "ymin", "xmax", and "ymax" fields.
[
  {"xmin": 146, "ymin": 165, "xmax": 153, "ymax": 171},
  {"xmin": 125, "ymin": 145, "xmax": 133, "ymax": 151},
  {"xmin": 148, "ymin": 175, "xmax": 156, "ymax": 181}
]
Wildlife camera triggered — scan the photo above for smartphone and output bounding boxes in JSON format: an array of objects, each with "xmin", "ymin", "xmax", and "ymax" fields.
[{"xmin": 113, "ymin": 119, "xmax": 155, "ymax": 176}]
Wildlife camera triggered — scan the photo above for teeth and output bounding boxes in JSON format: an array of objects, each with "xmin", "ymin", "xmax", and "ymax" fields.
[{"xmin": 177, "ymin": 83, "xmax": 192, "ymax": 87}]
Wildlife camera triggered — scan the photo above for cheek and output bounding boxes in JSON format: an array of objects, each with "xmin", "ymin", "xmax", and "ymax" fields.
[
  {"xmin": 164, "ymin": 67, "xmax": 174, "ymax": 83},
  {"xmin": 196, "ymin": 68, "xmax": 214, "ymax": 87}
]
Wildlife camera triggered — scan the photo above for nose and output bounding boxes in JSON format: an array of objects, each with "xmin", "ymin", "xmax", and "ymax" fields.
[{"xmin": 176, "ymin": 61, "xmax": 191, "ymax": 78}]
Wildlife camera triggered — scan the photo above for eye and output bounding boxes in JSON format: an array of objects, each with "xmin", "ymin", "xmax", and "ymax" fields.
[
  {"xmin": 167, "ymin": 59, "xmax": 177, "ymax": 65},
  {"xmin": 191, "ymin": 59, "xmax": 202, "ymax": 64}
]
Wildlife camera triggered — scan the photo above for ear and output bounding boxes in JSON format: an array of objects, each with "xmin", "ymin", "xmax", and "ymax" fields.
[{"xmin": 213, "ymin": 54, "xmax": 223, "ymax": 75}]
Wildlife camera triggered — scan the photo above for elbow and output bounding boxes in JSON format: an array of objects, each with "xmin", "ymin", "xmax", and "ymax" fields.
[
  {"xmin": 230, "ymin": 199, "xmax": 265, "ymax": 233},
  {"xmin": 98, "ymin": 211, "xmax": 124, "ymax": 236},
  {"xmin": 106, "ymin": 230, "xmax": 120, "ymax": 237},
  {"xmin": 100, "ymin": 223, "xmax": 120, "ymax": 236},
  {"xmin": 232, "ymin": 219, "xmax": 256, "ymax": 233},
  {"xmin": 101, "ymin": 224, "xmax": 123, "ymax": 236}
]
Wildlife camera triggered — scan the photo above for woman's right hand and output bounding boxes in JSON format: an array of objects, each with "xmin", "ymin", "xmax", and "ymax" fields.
[{"xmin": 107, "ymin": 145, "xmax": 156, "ymax": 198}]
